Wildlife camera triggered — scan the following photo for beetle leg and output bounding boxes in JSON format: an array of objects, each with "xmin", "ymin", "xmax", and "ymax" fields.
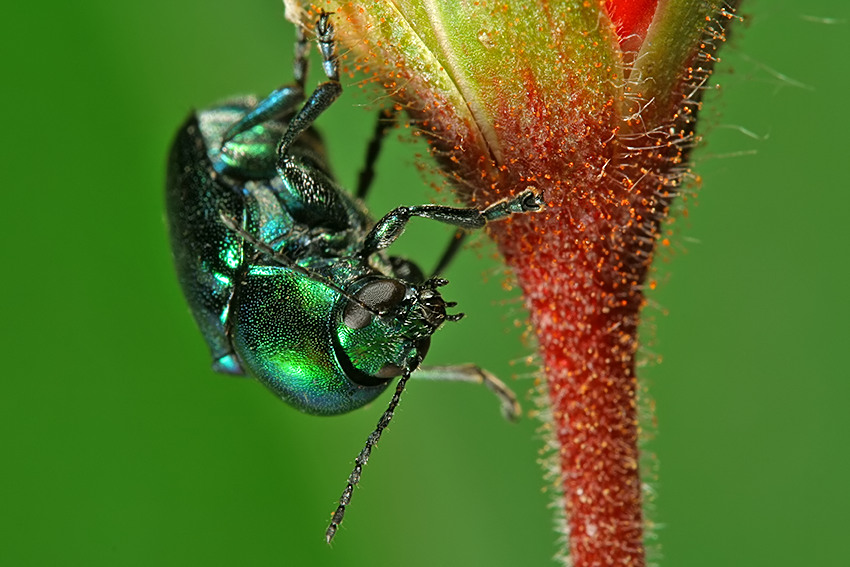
[
  {"xmin": 360, "ymin": 188, "xmax": 544, "ymax": 256},
  {"xmin": 356, "ymin": 107, "xmax": 400, "ymax": 200},
  {"xmin": 362, "ymin": 205, "xmax": 484, "ymax": 256},
  {"xmin": 414, "ymin": 364, "xmax": 521, "ymax": 422},
  {"xmin": 480, "ymin": 187, "xmax": 546, "ymax": 221},
  {"xmin": 220, "ymin": 24, "xmax": 313, "ymax": 147},
  {"xmin": 277, "ymin": 11, "xmax": 341, "ymax": 159},
  {"xmin": 220, "ymin": 86, "xmax": 305, "ymax": 146},
  {"xmin": 292, "ymin": 21, "xmax": 309, "ymax": 91},
  {"xmin": 430, "ymin": 228, "xmax": 468, "ymax": 277}
]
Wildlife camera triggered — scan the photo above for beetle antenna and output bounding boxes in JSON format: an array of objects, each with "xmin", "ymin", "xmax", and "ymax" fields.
[
  {"xmin": 325, "ymin": 365, "xmax": 414, "ymax": 543},
  {"xmin": 219, "ymin": 212, "xmax": 381, "ymax": 317}
]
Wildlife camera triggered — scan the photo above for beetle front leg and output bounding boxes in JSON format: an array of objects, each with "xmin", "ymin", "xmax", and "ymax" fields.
[
  {"xmin": 414, "ymin": 364, "xmax": 521, "ymax": 421},
  {"xmin": 360, "ymin": 189, "xmax": 544, "ymax": 256}
]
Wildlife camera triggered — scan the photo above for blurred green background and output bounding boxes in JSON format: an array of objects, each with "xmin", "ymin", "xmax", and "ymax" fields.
[{"xmin": 2, "ymin": 1, "xmax": 847, "ymax": 565}]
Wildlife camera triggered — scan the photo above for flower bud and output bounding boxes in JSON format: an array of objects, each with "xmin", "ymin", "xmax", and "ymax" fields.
[{"xmin": 286, "ymin": 1, "xmax": 741, "ymax": 564}]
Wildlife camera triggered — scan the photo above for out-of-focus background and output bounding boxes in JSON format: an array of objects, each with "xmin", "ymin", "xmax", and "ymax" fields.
[{"xmin": 3, "ymin": 1, "xmax": 847, "ymax": 565}]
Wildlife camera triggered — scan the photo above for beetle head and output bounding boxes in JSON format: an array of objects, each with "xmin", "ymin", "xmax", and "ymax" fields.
[{"xmin": 334, "ymin": 277, "xmax": 455, "ymax": 386}]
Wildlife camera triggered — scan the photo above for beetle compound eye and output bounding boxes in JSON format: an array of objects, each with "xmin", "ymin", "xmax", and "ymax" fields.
[
  {"xmin": 342, "ymin": 279, "xmax": 407, "ymax": 329},
  {"xmin": 342, "ymin": 302, "xmax": 372, "ymax": 329},
  {"xmin": 357, "ymin": 279, "xmax": 406, "ymax": 311}
]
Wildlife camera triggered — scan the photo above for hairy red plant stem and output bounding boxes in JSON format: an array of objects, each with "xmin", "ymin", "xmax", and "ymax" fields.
[
  {"xmin": 408, "ymin": 81, "xmax": 662, "ymax": 565},
  {"xmin": 499, "ymin": 185, "xmax": 649, "ymax": 565},
  {"xmin": 479, "ymin": 114, "xmax": 659, "ymax": 567}
]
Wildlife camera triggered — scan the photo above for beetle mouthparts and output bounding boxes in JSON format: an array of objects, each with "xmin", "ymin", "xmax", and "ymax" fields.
[{"xmin": 417, "ymin": 286, "xmax": 448, "ymax": 330}]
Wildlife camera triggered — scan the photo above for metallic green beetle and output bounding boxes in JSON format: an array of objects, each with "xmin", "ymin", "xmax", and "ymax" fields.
[{"xmin": 166, "ymin": 12, "xmax": 542, "ymax": 541}]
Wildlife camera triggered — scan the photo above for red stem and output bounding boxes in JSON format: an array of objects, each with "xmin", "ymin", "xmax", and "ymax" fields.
[{"xmin": 490, "ymin": 161, "xmax": 652, "ymax": 566}]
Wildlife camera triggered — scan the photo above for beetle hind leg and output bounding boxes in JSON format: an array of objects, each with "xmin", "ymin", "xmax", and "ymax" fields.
[
  {"xmin": 277, "ymin": 11, "xmax": 342, "ymax": 160},
  {"xmin": 220, "ymin": 19, "xmax": 316, "ymax": 146},
  {"xmin": 220, "ymin": 87, "xmax": 305, "ymax": 147}
]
